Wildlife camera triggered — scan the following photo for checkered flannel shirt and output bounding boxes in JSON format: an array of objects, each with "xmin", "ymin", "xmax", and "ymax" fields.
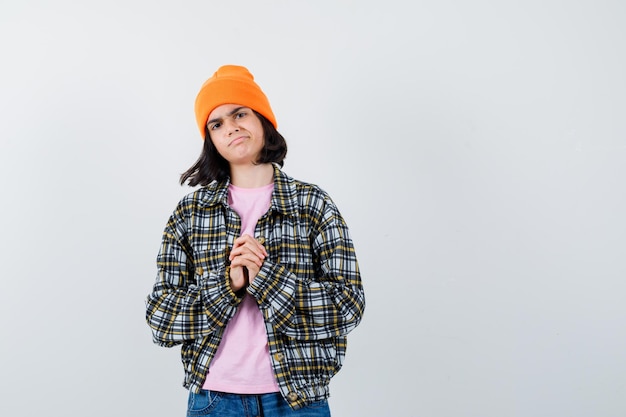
[{"xmin": 146, "ymin": 165, "xmax": 365, "ymax": 410}]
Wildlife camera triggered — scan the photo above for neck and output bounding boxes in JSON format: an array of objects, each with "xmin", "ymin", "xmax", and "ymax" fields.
[{"xmin": 229, "ymin": 163, "xmax": 274, "ymax": 188}]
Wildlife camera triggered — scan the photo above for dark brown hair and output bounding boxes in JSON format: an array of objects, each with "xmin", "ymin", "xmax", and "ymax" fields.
[{"xmin": 180, "ymin": 111, "xmax": 287, "ymax": 186}]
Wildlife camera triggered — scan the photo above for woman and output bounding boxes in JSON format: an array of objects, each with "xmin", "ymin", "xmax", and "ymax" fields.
[{"xmin": 146, "ymin": 65, "xmax": 365, "ymax": 416}]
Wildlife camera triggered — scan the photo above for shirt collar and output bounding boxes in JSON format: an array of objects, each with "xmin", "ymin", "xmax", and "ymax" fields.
[{"xmin": 198, "ymin": 164, "xmax": 300, "ymax": 217}]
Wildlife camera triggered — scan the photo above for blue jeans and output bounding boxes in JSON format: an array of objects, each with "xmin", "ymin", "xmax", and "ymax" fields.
[{"xmin": 187, "ymin": 390, "xmax": 331, "ymax": 417}]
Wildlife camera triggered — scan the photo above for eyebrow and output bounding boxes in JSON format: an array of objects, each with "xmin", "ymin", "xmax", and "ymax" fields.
[{"xmin": 207, "ymin": 106, "xmax": 247, "ymax": 125}]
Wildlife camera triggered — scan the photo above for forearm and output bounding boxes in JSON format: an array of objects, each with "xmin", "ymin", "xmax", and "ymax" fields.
[
  {"xmin": 146, "ymin": 267, "xmax": 243, "ymax": 346},
  {"xmin": 248, "ymin": 258, "xmax": 365, "ymax": 341}
]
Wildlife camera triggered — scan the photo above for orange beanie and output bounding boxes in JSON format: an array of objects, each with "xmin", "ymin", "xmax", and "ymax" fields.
[{"xmin": 194, "ymin": 65, "xmax": 277, "ymax": 138}]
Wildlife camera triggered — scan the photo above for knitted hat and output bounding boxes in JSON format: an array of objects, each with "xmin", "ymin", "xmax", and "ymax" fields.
[{"xmin": 194, "ymin": 65, "xmax": 277, "ymax": 138}]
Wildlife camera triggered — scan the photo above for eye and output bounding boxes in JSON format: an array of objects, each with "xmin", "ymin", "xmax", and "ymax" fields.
[
  {"xmin": 209, "ymin": 122, "xmax": 221, "ymax": 131},
  {"xmin": 234, "ymin": 111, "xmax": 247, "ymax": 119}
]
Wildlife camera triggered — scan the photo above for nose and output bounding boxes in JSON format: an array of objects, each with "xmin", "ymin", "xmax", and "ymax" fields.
[{"xmin": 224, "ymin": 117, "xmax": 240, "ymax": 135}]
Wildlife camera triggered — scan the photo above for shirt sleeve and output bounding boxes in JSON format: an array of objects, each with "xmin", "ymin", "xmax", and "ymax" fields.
[
  {"xmin": 145, "ymin": 200, "xmax": 241, "ymax": 347},
  {"xmin": 247, "ymin": 196, "xmax": 365, "ymax": 341}
]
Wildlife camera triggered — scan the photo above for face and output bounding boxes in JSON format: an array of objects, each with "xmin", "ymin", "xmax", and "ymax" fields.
[{"xmin": 206, "ymin": 104, "xmax": 265, "ymax": 166}]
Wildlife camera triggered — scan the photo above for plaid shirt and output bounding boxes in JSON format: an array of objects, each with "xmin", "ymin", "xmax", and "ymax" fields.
[{"xmin": 145, "ymin": 165, "xmax": 365, "ymax": 410}]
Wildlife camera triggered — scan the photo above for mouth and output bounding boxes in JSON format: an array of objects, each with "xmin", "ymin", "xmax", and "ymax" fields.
[{"xmin": 229, "ymin": 135, "xmax": 248, "ymax": 146}]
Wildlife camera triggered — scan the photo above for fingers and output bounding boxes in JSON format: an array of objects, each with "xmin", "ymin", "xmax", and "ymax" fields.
[
  {"xmin": 228, "ymin": 235, "xmax": 267, "ymax": 284},
  {"xmin": 224, "ymin": 235, "xmax": 268, "ymax": 293},
  {"xmin": 230, "ymin": 252, "xmax": 261, "ymax": 278},
  {"xmin": 229, "ymin": 235, "xmax": 267, "ymax": 264}
]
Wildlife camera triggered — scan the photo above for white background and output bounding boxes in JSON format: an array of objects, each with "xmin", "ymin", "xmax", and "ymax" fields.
[{"xmin": 1, "ymin": 1, "xmax": 625, "ymax": 416}]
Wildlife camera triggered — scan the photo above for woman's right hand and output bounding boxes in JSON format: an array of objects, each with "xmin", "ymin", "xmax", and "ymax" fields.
[{"xmin": 228, "ymin": 235, "xmax": 267, "ymax": 292}]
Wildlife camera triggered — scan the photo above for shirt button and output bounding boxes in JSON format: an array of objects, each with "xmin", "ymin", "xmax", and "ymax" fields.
[
  {"xmin": 287, "ymin": 392, "xmax": 298, "ymax": 402},
  {"xmin": 273, "ymin": 352, "xmax": 284, "ymax": 362},
  {"xmin": 196, "ymin": 267, "xmax": 204, "ymax": 275},
  {"xmin": 256, "ymin": 236, "xmax": 266, "ymax": 245}
]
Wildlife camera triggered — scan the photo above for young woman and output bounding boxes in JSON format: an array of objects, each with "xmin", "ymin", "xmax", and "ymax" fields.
[{"xmin": 146, "ymin": 65, "xmax": 365, "ymax": 417}]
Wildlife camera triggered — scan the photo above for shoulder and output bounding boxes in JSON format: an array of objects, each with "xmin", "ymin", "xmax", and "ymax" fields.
[
  {"xmin": 174, "ymin": 188, "xmax": 204, "ymax": 211},
  {"xmin": 294, "ymin": 179, "xmax": 332, "ymax": 204},
  {"xmin": 179, "ymin": 180, "xmax": 227, "ymax": 208},
  {"xmin": 276, "ymin": 167, "xmax": 324, "ymax": 195},
  {"xmin": 169, "ymin": 181, "xmax": 227, "ymax": 219},
  {"xmin": 277, "ymin": 169, "xmax": 340, "ymax": 217}
]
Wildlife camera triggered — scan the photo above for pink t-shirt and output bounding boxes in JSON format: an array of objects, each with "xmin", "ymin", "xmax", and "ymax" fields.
[{"xmin": 203, "ymin": 182, "xmax": 279, "ymax": 393}]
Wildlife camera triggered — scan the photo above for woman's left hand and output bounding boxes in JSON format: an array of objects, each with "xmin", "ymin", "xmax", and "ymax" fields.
[{"xmin": 229, "ymin": 234, "xmax": 267, "ymax": 284}]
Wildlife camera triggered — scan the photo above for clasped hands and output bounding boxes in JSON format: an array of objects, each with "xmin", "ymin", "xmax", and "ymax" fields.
[{"xmin": 228, "ymin": 235, "xmax": 267, "ymax": 292}]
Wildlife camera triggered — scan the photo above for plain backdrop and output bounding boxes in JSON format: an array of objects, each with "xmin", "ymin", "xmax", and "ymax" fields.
[{"xmin": 1, "ymin": 1, "xmax": 625, "ymax": 416}]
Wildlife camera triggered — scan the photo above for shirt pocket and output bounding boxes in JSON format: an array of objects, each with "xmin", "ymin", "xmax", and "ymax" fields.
[
  {"xmin": 270, "ymin": 221, "xmax": 315, "ymax": 282},
  {"xmin": 193, "ymin": 248, "xmax": 228, "ymax": 283}
]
